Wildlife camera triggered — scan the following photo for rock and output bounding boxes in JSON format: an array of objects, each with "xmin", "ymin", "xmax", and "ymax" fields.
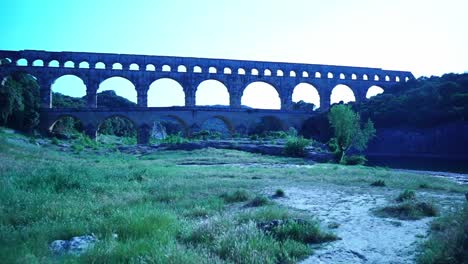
[{"xmin": 50, "ymin": 234, "xmax": 97, "ymax": 255}]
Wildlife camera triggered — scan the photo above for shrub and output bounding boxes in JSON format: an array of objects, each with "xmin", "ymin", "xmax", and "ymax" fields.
[
  {"xmin": 370, "ymin": 180, "xmax": 386, "ymax": 187},
  {"xmin": 247, "ymin": 196, "xmax": 270, "ymax": 207},
  {"xmin": 161, "ymin": 133, "xmax": 189, "ymax": 144},
  {"xmin": 51, "ymin": 137, "xmax": 59, "ymax": 145},
  {"xmin": 374, "ymin": 201, "xmax": 438, "ymax": 220},
  {"xmin": 343, "ymin": 155, "xmax": 367, "ymax": 165},
  {"xmin": 220, "ymin": 190, "xmax": 250, "ymax": 203},
  {"xmin": 271, "ymin": 220, "xmax": 338, "ymax": 244},
  {"xmin": 274, "ymin": 189, "xmax": 285, "ymax": 198},
  {"xmin": 396, "ymin": 190, "xmax": 416, "ymax": 202},
  {"xmin": 283, "ymin": 136, "xmax": 310, "ymax": 157}
]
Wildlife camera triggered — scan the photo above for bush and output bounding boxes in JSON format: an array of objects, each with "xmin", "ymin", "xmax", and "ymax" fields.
[
  {"xmin": 247, "ymin": 196, "xmax": 270, "ymax": 207},
  {"xmin": 220, "ymin": 190, "xmax": 250, "ymax": 203},
  {"xmin": 283, "ymin": 136, "xmax": 310, "ymax": 157},
  {"xmin": 370, "ymin": 180, "xmax": 386, "ymax": 187},
  {"xmin": 375, "ymin": 201, "xmax": 438, "ymax": 220},
  {"xmin": 270, "ymin": 220, "xmax": 338, "ymax": 244},
  {"xmin": 342, "ymin": 155, "xmax": 367, "ymax": 165},
  {"xmin": 273, "ymin": 189, "xmax": 285, "ymax": 198},
  {"xmin": 161, "ymin": 133, "xmax": 189, "ymax": 144},
  {"xmin": 396, "ymin": 190, "xmax": 416, "ymax": 202}
]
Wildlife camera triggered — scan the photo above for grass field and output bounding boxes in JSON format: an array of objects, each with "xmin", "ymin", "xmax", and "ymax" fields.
[{"xmin": 0, "ymin": 128, "xmax": 466, "ymax": 263}]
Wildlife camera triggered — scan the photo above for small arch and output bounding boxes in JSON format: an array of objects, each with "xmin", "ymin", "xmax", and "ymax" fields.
[
  {"xmin": 177, "ymin": 65, "xmax": 187, "ymax": 72},
  {"xmin": 16, "ymin": 58, "xmax": 28, "ymax": 66},
  {"xmin": 276, "ymin": 70, "xmax": 284, "ymax": 77},
  {"xmin": 374, "ymin": 75, "xmax": 380, "ymax": 81},
  {"xmin": 362, "ymin": 74, "xmax": 369, "ymax": 81},
  {"xmin": 405, "ymin": 77, "xmax": 410, "ymax": 82},
  {"xmin": 289, "ymin": 70, "xmax": 296, "ymax": 77},
  {"xmin": 302, "ymin": 71, "xmax": 309, "ymax": 78},
  {"xmin": 196, "ymin": 80, "xmax": 229, "ymax": 106},
  {"xmin": 48, "ymin": 60, "xmax": 60, "ymax": 67},
  {"xmin": 162, "ymin": 65, "xmax": 171, "ymax": 72},
  {"xmin": 238, "ymin": 68, "xmax": 246, "ymax": 75},
  {"xmin": 64, "ymin": 61, "xmax": 75, "ymax": 68},
  {"xmin": 148, "ymin": 78, "xmax": 185, "ymax": 107},
  {"xmin": 250, "ymin": 116, "xmax": 285, "ymax": 135},
  {"xmin": 33, "ymin": 59, "xmax": 44, "ymax": 67},
  {"xmin": 95, "ymin": 62, "xmax": 106, "ymax": 69},
  {"xmin": 264, "ymin": 69, "xmax": 272, "ymax": 76},
  {"xmin": 251, "ymin": 68, "xmax": 259, "ymax": 76},
  {"xmin": 327, "ymin": 72, "xmax": 334, "ymax": 79},
  {"xmin": 395, "ymin": 76, "xmax": 400, "ymax": 82},
  {"xmin": 0, "ymin": 58, "xmax": 12, "ymax": 65},
  {"xmin": 330, "ymin": 84, "xmax": 356, "ymax": 105},
  {"xmin": 292, "ymin": 83, "xmax": 320, "ymax": 110},
  {"xmin": 315, "ymin": 72, "xmax": 321, "ymax": 78},
  {"xmin": 152, "ymin": 116, "xmax": 188, "ymax": 138},
  {"xmin": 366, "ymin": 85, "xmax": 384, "ymax": 98},
  {"xmin": 241, "ymin": 82, "xmax": 280, "ymax": 110},
  {"xmin": 112, "ymin": 63, "xmax": 123, "ymax": 70},
  {"xmin": 79, "ymin": 61, "xmax": 90, "ymax": 69},
  {"xmin": 209, "ymin": 67, "xmax": 217, "ymax": 74},
  {"xmin": 146, "ymin": 64, "xmax": 156, "ymax": 71},
  {"xmin": 223, "ymin": 67, "xmax": 232, "ymax": 74},
  {"xmin": 384, "ymin": 75, "xmax": 390, "ymax": 81},
  {"xmin": 49, "ymin": 115, "xmax": 84, "ymax": 137},
  {"xmin": 129, "ymin": 63, "xmax": 139, "ymax": 71},
  {"xmin": 98, "ymin": 77, "xmax": 137, "ymax": 105},
  {"xmin": 351, "ymin": 73, "xmax": 357, "ymax": 80},
  {"xmin": 339, "ymin": 73, "xmax": 345, "ymax": 80},
  {"xmin": 193, "ymin": 66, "xmax": 202, "ymax": 73}
]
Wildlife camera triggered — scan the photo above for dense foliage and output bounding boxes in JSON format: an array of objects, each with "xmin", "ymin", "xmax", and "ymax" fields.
[
  {"xmin": 357, "ymin": 73, "xmax": 468, "ymax": 128},
  {"xmin": 0, "ymin": 72, "xmax": 40, "ymax": 132},
  {"xmin": 328, "ymin": 104, "xmax": 376, "ymax": 163}
]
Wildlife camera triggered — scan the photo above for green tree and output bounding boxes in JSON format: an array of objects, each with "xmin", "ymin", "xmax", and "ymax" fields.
[{"xmin": 328, "ymin": 104, "xmax": 376, "ymax": 164}]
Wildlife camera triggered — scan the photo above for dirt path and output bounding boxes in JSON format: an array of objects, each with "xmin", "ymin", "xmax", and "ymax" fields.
[{"xmin": 275, "ymin": 186, "xmax": 436, "ymax": 264}]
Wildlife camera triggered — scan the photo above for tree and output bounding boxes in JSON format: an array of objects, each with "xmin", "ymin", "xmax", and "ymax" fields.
[{"xmin": 328, "ymin": 104, "xmax": 376, "ymax": 164}]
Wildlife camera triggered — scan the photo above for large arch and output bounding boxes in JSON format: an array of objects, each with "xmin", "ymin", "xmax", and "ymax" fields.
[
  {"xmin": 195, "ymin": 80, "xmax": 229, "ymax": 106},
  {"xmin": 366, "ymin": 85, "xmax": 385, "ymax": 98},
  {"xmin": 292, "ymin": 83, "xmax": 320, "ymax": 110},
  {"xmin": 97, "ymin": 115, "xmax": 137, "ymax": 144},
  {"xmin": 241, "ymin": 82, "xmax": 280, "ymax": 110},
  {"xmin": 330, "ymin": 84, "xmax": 356, "ymax": 105},
  {"xmin": 250, "ymin": 115, "xmax": 286, "ymax": 135},
  {"xmin": 199, "ymin": 116, "xmax": 233, "ymax": 137},
  {"xmin": 148, "ymin": 78, "xmax": 185, "ymax": 107},
  {"xmin": 49, "ymin": 115, "xmax": 84, "ymax": 137},
  {"xmin": 151, "ymin": 115, "xmax": 189, "ymax": 139},
  {"xmin": 97, "ymin": 77, "xmax": 137, "ymax": 106},
  {"xmin": 51, "ymin": 75, "xmax": 87, "ymax": 108}
]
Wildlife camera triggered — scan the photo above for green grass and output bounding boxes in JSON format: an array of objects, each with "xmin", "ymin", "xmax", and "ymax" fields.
[
  {"xmin": 374, "ymin": 201, "xmax": 439, "ymax": 220},
  {"xmin": 0, "ymin": 129, "xmax": 467, "ymax": 263}
]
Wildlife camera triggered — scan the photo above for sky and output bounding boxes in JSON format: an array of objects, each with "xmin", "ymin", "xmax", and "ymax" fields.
[{"xmin": 1, "ymin": 0, "xmax": 467, "ymax": 109}]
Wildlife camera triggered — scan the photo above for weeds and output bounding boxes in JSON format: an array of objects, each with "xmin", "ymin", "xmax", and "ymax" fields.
[
  {"xmin": 370, "ymin": 180, "xmax": 386, "ymax": 187},
  {"xmin": 220, "ymin": 190, "xmax": 250, "ymax": 203},
  {"xmin": 396, "ymin": 190, "xmax": 416, "ymax": 202}
]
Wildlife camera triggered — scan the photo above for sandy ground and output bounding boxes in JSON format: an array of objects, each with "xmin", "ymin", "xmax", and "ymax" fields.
[{"xmin": 274, "ymin": 186, "xmax": 462, "ymax": 264}]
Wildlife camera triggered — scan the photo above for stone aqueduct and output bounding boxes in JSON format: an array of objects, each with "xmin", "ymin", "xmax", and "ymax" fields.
[{"xmin": 0, "ymin": 50, "xmax": 414, "ymax": 144}]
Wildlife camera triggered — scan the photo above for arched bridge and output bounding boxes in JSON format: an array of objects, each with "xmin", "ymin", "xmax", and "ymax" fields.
[{"xmin": 0, "ymin": 50, "xmax": 414, "ymax": 144}]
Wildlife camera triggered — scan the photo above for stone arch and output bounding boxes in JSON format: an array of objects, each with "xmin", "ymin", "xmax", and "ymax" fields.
[
  {"xmin": 315, "ymin": 72, "xmax": 321, "ymax": 78},
  {"xmin": 0, "ymin": 57, "xmax": 12, "ymax": 65},
  {"xmin": 148, "ymin": 78, "xmax": 185, "ymax": 107},
  {"xmin": 49, "ymin": 115, "xmax": 84, "ymax": 137},
  {"xmin": 162, "ymin": 65, "xmax": 171, "ymax": 72},
  {"xmin": 302, "ymin": 71, "xmax": 309, "ymax": 78},
  {"xmin": 112, "ymin": 63, "xmax": 123, "ymax": 70},
  {"xmin": 146, "ymin": 64, "xmax": 156, "ymax": 71},
  {"xmin": 395, "ymin": 76, "xmax": 400, "ymax": 82},
  {"xmin": 223, "ymin": 67, "xmax": 232, "ymax": 74},
  {"xmin": 178, "ymin": 65, "xmax": 187, "ymax": 72},
  {"xmin": 129, "ymin": 63, "xmax": 139, "ymax": 71},
  {"xmin": 366, "ymin": 85, "xmax": 384, "ymax": 98},
  {"xmin": 97, "ymin": 114, "xmax": 137, "ymax": 141},
  {"xmin": 98, "ymin": 76, "xmax": 137, "ymax": 104},
  {"xmin": 351, "ymin": 73, "xmax": 357, "ymax": 80},
  {"xmin": 64, "ymin": 61, "xmax": 75, "ymax": 68},
  {"xmin": 238, "ymin": 68, "xmax": 246, "ymax": 75},
  {"xmin": 327, "ymin": 72, "xmax": 334, "ymax": 79},
  {"xmin": 264, "ymin": 69, "xmax": 272, "ymax": 76},
  {"xmin": 152, "ymin": 115, "xmax": 189, "ymax": 138},
  {"xmin": 277, "ymin": 70, "xmax": 284, "ymax": 76},
  {"xmin": 339, "ymin": 73, "xmax": 345, "ymax": 80},
  {"xmin": 16, "ymin": 58, "xmax": 28, "ymax": 66},
  {"xmin": 209, "ymin": 67, "xmax": 217, "ymax": 74},
  {"xmin": 241, "ymin": 81, "xmax": 281, "ymax": 110},
  {"xmin": 374, "ymin": 75, "xmax": 380, "ymax": 81},
  {"xmin": 250, "ymin": 115, "xmax": 286, "ymax": 135},
  {"xmin": 195, "ymin": 79, "xmax": 229, "ymax": 106},
  {"xmin": 200, "ymin": 115, "xmax": 234, "ymax": 137},
  {"xmin": 32, "ymin": 59, "xmax": 44, "ymax": 67},
  {"xmin": 95, "ymin": 62, "xmax": 106, "ymax": 69},
  {"xmin": 385, "ymin": 75, "xmax": 390, "ymax": 82},
  {"xmin": 79, "ymin": 61, "xmax": 90, "ymax": 68},
  {"xmin": 292, "ymin": 83, "xmax": 320, "ymax": 110},
  {"xmin": 251, "ymin": 68, "xmax": 259, "ymax": 76},
  {"xmin": 51, "ymin": 75, "xmax": 87, "ymax": 107},
  {"xmin": 193, "ymin": 66, "xmax": 202, "ymax": 73},
  {"xmin": 290, "ymin": 70, "xmax": 296, "ymax": 77},
  {"xmin": 48, "ymin": 60, "xmax": 60, "ymax": 67},
  {"xmin": 330, "ymin": 84, "xmax": 356, "ymax": 105},
  {"xmin": 363, "ymin": 74, "xmax": 369, "ymax": 81}
]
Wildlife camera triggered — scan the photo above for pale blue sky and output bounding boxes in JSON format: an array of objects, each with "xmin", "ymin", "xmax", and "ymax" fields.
[{"xmin": 2, "ymin": 0, "xmax": 467, "ymax": 109}]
